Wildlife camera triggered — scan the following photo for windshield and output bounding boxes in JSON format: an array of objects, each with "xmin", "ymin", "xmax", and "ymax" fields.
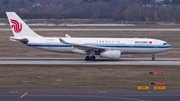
[{"xmin": 163, "ymin": 43, "xmax": 167, "ymax": 45}]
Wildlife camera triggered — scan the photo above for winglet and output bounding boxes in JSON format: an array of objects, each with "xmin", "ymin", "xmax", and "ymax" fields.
[{"xmin": 65, "ymin": 34, "xmax": 71, "ymax": 38}]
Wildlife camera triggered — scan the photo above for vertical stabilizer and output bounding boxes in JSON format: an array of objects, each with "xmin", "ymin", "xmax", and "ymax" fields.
[{"xmin": 6, "ymin": 12, "xmax": 42, "ymax": 37}]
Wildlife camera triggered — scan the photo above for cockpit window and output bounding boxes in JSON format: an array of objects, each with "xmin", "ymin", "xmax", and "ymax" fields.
[{"xmin": 163, "ymin": 43, "xmax": 167, "ymax": 45}]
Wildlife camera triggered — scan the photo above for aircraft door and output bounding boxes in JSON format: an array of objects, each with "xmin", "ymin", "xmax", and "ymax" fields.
[
  {"xmin": 154, "ymin": 41, "xmax": 159, "ymax": 48},
  {"xmin": 151, "ymin": 41, "xmax": 158, "ymax": 53},
  {"xmin": 41, "ymin": 38, "xmax": 46, "ymax": 44},
  {"xmin": 129, "ymin": 40, "xmax": 134, "ymax": 47}
]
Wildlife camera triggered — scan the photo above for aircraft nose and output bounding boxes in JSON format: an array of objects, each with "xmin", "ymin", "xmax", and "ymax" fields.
[{"xmin": 168, "ymin": 44, "xmax": 172, "ymax": 49}]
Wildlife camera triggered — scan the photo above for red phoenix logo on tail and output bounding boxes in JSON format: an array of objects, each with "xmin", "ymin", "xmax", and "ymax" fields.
[{"xmin": 10, "ymin": 19, "xmax": 22, "ymax": 33}]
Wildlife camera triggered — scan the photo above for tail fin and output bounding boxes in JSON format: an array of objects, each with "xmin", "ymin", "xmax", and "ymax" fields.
[{"xmin": 6, "ymin": 12, "xmax": 42, "ymax": 37}]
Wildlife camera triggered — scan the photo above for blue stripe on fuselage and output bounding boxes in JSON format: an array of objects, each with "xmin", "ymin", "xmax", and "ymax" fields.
[
  {"xmin": 27, "ymin": 43, "xmax": 172, "ymax": 48},
  {"xmin": 27, "ymin": 44, "xmax": 72, "ymax": 47}
]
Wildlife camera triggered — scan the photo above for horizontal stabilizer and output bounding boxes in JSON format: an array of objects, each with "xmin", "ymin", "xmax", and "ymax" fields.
[{"xmin": 10, "ymin": 36, "xmax": 28, "ymax": 44}]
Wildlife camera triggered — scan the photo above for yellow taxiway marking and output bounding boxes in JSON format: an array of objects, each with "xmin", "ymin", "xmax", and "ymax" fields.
[
  {"xmin": 154, "ymin": 86, "xmax": 166, "ymax": 90},
  {"xmin": 137, "ymin": 86, "xmax": 149, "ymax": 90}
]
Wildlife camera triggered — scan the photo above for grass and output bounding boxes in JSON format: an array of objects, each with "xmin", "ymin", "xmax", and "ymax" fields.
[
  {"xmin": 0, "ymin": 26, "xmax": 180, "ymax": 92},
  {"xmin": 0, "ymin": 65, "xmax": 180, "ymax": 91}
]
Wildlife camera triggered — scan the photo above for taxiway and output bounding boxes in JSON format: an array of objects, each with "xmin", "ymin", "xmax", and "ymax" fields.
[
  {"xmin": 0, "ymin": 92, "xmax": 180, "ymax": 101},
  {"xmin": 0, "ymin": 58, "xmax": 180, "ymax": 65}
]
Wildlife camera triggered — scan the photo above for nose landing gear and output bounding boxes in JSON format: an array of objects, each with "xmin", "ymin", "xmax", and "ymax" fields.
[{"xmin": 152, "ymin": 55, "xmax": 155, "ymax": 61}]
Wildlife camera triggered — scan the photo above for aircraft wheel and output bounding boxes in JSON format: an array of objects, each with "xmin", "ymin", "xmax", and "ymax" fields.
[
  {"xmin": 85, "ymin": 56, "xmax": 90, "ymax": 61},
  {"xmin": 152, "ymin": 55, "xmax": 155, "ymax": 61},
  {"xmin": 91, "ymin": 56, "xmax": 96, "ymax": 61},
  {"xmin": 85, "ymin": 56, "xmax": 96, "ymax": 61},
  {"xmin": 152, "ymin": 57, "xmax": 155, "ymax": 61}
]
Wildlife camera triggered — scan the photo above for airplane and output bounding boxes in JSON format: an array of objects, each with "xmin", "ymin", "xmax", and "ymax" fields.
[{"xmin": 6, "ymin": 12, "xmax": 172, "ymax": 61}]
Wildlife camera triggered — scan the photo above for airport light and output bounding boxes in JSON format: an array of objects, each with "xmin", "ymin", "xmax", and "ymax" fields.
[
  {"xmin": 151, "ymin": 82, "xmax": 166, "ymax": 86},
  {"xmin": 149, "ymin": 72, "xmax": 163, "ymax": 75}
]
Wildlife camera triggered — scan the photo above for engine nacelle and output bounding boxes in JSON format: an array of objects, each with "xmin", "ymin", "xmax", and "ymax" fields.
[{"xmin": 100, "ymin": 50, "xmax": 121, "ymax": 59}]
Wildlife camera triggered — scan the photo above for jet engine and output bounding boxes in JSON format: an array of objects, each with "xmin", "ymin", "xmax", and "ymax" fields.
[{"xmin": 100, "ymin": 50, "xmax": 121, "ymax": 59}]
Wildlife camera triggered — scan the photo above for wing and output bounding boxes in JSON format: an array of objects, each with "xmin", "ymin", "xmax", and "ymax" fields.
[{"xmin": 59, "ymin": 38, "xmax": 106, "ymax": 51}]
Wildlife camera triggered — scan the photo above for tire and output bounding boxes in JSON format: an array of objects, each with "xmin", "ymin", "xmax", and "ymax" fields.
[
  {"xmin": 91, "ymin": 56, "xmax": 95, "ymax": 61},
  {"xmin": 85, "ymin": 56, "xmax": 90, "ymax": 61},
  {"xmin": 152, "ymin": 57, "xmax": 155, "ymax": 61}
]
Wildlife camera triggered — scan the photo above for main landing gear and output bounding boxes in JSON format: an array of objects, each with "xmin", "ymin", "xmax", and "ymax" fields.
[
  {"xmin": 85, "ymin": 56, "xmax": 96, "ymax": 61},
  {"xmin": 85, "ymin": 51, "xmax": 96, "ymax": 61},
  {"xmin": 152, "ymin": 55, "xmax": 155, "ymax": 61}
]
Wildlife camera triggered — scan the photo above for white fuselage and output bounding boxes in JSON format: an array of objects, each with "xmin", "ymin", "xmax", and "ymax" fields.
[{"xmin": 26, "ymin": 37, "xmax": 172, "ymax": 55}]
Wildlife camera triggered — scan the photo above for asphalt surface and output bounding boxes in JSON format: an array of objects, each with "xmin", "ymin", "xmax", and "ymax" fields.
[
  {"xmin": 0, "ymin": 58, "xmax": 180, "ymax": 65},
  {"xmin": 1, "ymin": 28, "xmax": 180, "ymax": 31},
  {"xmin": 0, "ymin": 92, "xmax": 180, "ymax": 101}
]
